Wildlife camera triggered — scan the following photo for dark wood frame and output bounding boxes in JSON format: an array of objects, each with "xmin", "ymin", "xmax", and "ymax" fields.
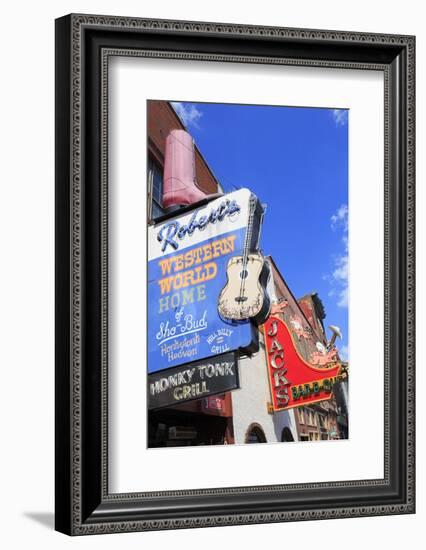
[{"xmin": 55, "ymin": 13, "xmax": 415, "ymax": 535}]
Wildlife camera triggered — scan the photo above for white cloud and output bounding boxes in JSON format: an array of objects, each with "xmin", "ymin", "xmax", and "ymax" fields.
[
  {"xmin": 328, "ymin": 204, "xmax": 349, "ymax": 309},
  {"xmin": 171, "ymin": 102, "xmax": 203, "ymax": 129},
  {"xmin": 332, "ymin": 109, "xmax": 348, "ymax": 127},
  {"xmin": 339, "ymin": 345, "xmax": 349, "ymax": 361},
  {"xmin": 336, "ymin": 282, "xmax": 348, "ymax": 308},
  {"xmin": 331, "ymin": 203, "xmax": 348, "ymax": 231}
]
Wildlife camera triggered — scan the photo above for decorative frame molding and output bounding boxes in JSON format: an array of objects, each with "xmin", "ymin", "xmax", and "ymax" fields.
[{"xmin": 55, "ymin": 14, "xmax": 415, "ymax": 535}]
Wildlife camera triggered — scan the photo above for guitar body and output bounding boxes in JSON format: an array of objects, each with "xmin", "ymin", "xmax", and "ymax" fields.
[{"xmin": 218, "ymin": 253, "xmax": 271, "ymax": 323}]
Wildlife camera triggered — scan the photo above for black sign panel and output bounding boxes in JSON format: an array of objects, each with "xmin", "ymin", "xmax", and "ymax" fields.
[{"xmin": 148, "ymin": 352, "xmax": 239, "ymax": 410}]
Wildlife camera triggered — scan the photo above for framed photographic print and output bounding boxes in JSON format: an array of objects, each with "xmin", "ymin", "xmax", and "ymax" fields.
[{"xmin": 55, "ymin": 14, "xmax": 415, "ymax": 535}]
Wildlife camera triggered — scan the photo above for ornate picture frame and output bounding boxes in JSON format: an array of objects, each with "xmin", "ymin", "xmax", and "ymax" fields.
[{"xmin": 55, "ymin": 14, "xmax": 415, "ymax": 535}]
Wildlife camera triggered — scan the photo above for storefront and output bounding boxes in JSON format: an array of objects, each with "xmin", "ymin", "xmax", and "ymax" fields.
[{"xmin": 148, "ymin": 395, "xmax": 234, "ymax": 447}]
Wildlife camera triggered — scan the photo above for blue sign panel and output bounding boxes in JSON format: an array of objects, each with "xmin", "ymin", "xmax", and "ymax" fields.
[{"xmin": 147, "ymin": 189, "xmax": 257, "ymax": 374}]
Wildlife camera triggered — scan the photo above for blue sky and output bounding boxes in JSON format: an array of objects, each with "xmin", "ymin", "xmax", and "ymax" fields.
[{"xmin": 171, "ymin": 101, "xmax": 349, "ymax": 359}]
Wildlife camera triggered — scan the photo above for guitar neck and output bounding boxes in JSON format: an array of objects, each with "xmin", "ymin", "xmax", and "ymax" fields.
[{"xmin": 242, "ymin": 195, "xmax": 256, "ymax": 266}]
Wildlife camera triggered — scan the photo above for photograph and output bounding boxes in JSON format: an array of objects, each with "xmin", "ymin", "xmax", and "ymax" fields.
[{"xmin": 147, "ymin": 100, "xmax": 349, "ymax": 447}]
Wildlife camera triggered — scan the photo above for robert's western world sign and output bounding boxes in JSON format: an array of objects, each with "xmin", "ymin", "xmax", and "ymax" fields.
[
  {"xmin": 148, "ymin": 189, "xmax": 258, "ymax": 374},
  {"xmin": 148, "ymin": 352, "xmax": 239, "ymax": 409}
]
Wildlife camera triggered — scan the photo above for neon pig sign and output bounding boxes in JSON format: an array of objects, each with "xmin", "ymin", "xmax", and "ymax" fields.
[{"xmin": 264, "ymin": 316, "xmax": 342, "ymax": 411}]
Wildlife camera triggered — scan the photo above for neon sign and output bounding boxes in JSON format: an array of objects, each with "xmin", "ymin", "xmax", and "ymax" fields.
[
  {"xmin": 264, "ymin": 316, "xmax": 342, "ymax": 411},
  {"xmin": 148, "ymin": 189, "xmax": 259, "ymax": 374},
  {"xmin": 156, "ymin": 199, "xmax": 241, "ymax": 252},
  {"xmin": 148, "ymin": 352, "xmax": 239, "ymax": 409}
]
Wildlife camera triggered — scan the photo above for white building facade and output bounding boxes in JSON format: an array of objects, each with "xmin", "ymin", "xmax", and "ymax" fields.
[
  {"xmin": 231, "ymin": 264, "xmax": 299, "ymax": 444},
  {"xmin": 231, "ymin": 342, "xmax": 299, "ymax": 444}
]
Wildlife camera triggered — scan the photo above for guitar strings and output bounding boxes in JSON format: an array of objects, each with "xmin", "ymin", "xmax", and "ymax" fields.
[{"xmin": 238, "ymin": 195, "xmax": 256, "ymax": 317}]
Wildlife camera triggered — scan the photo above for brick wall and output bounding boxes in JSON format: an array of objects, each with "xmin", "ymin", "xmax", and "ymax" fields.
[{"xmin": 147, "ymin": 100, "xmax": 220, "ymax": 194}]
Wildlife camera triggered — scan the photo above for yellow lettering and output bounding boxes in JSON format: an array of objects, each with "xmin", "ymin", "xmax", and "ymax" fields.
[
  {"xmin": 211, "ymin": 239, "xmax": 223, "ymax": 258},
  {"xmin": 158, "ymin": 277, "xmax": 174, "ymax": 294},
  {"xmin": 223, "ymin": 234, "xmax": 236, "ymax": 254},
  {"xmin": 158, "ymin": 257, "xmax": 175, "ymax": 276},
  {"xmin": 156, "ymin": 235, "xmax": 237, "ymax": 278},
  {"xmin": 202, "ymin": 244, "xmax": 213, "ymax": 261},
  {"xmin": 184, "ymin": 250, "xmax": 195, "ymax": 268},
  {"xmin": 174, "ymin": 255, "xmax": 184, "ymax": 271}
]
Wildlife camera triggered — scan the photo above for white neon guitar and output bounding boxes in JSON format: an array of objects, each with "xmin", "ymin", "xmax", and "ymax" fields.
[{"xmin": 218, "ymin": 195, "xmax": 270, "ymax": 323}]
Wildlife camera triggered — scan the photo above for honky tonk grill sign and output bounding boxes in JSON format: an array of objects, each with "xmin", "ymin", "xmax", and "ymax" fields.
[
  {"xmin": 148, "ymin": 352, "xmax": 239, "ymax": 410},
  {"xmin": 263, "ymin": 316, "xmax": 342, "ymax": 411}
]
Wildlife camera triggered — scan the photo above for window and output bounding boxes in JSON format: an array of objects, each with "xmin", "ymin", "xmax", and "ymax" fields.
[
  {"xmin": 245, "ymin": 424, "xmax": 267, "ymax": 444},
  {"xmin": 318, "ymin": 415, "xmax": 327, "ymax": 429},
  {"xmin": 148, "ymin": 156, "xmax": 165, "ymax": 221},
  {"xmin": 298, "ymin": 408, "xmax": 305, "ymax": 424},
  {"xmin": 307, "ymin": 409, "xmax": 316, "ymax": 426},
  {"xmin": 281, "ymin": 427, "xmax": 294, "ymax": 442}
]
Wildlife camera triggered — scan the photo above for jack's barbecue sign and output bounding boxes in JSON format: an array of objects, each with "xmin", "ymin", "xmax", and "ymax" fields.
[
  {"xmin": 148, "ymin": 352, "xmax": 239, "ymax": 409},
  {"xmin": 148, "ymin": 189, "xmax": 259, "ymax": 374},
  {"xmin": 263, "ymin": 316, "xmax": 342, "ymax": 411}
]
